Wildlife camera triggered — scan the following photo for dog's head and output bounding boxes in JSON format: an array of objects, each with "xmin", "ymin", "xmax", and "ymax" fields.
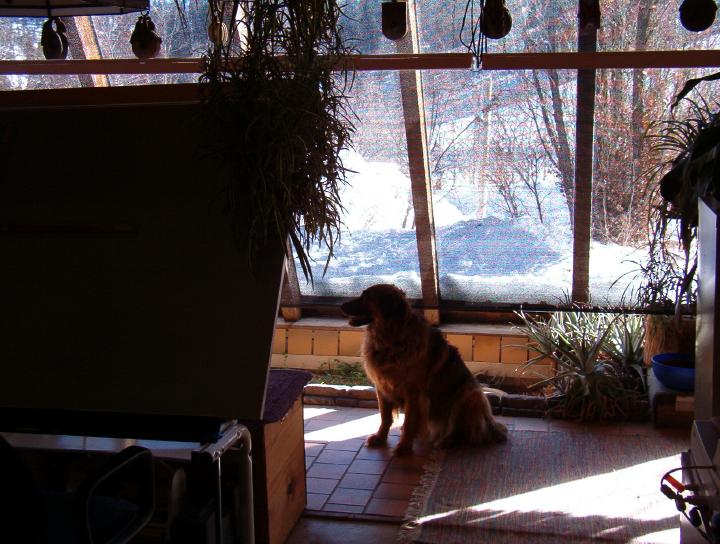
[{"xmin": 340, "ymin": 284, "xmax": 410, "ymax": 327}]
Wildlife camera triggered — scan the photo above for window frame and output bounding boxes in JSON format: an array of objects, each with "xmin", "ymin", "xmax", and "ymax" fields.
[{"xmin": 2, "ymin": 5, "xmax": 720, "ymax": 322}]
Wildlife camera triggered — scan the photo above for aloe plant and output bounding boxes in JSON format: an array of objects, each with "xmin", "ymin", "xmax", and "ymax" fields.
[
  {"xmin": 515, "ymin": 309, "xmax": 639, "ymax": 421},
  {"xmin": 603, "ymin": 313, "xmax": 646, "ymax": 390}
]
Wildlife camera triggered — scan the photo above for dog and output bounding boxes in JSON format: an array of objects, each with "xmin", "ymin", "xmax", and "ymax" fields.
[{"xmin": 341, "ymin": 283, "xmax": 507, "ymax": 455}]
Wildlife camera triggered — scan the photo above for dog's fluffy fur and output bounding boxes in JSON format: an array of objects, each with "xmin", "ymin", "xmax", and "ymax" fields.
[{"xmin": 341, "ymin": 283, "xmax": 507, "ymax": 455}]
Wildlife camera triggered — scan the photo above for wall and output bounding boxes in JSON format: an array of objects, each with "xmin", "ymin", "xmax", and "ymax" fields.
[{"xmin": 271, "ymin": 318, "xmax": 553, "ymax": 380}]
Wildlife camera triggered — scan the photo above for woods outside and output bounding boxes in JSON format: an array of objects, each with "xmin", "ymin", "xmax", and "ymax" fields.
[{"xmin": 2, "ymin": 0, "xmax": 719, "ymax": 304}]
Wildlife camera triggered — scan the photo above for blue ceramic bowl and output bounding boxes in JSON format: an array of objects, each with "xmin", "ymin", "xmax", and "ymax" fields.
[{"xmin": 652, "ymin": 353, "xmax": 695, "ymax": 392}]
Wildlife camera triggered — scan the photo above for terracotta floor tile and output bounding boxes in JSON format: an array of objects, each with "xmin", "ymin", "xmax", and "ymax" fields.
[
  {"xmin": 328, "ymin": 487, "xmax": 373, "ymax": 507},
  {"xmin": 305, "ymin": 442, "xmax": 326, "ymax": 456},
  {"xmin": 373, "ymin": 482, "xmax": 415, "ymax": 500},
  {"xmin": 316, "ymin": 448, "xmax": 358, "ymax": 464},
  {"xmin": 364, "ymin": 498, "xmax": 408, "ymax": 518},
  {"xmin": 306, "ymin": 477, "xmax": 340, "ymax": 495},
  {"xmin": 307, "ymin": 463, "xmax": 349, "ymax": 480},
  {"xmin": 347, "ymin": 459, "xmax": 389, "ymax": 475},
  {"xmin": 338, "ymin": 472, "xmax": 381, "ymax": 490},
  {"xmin": 340, "ymin": 407, "xmax": 378, "ymax": 421},
  {"xmin": 303, "ymin": 407, "xmax": 341, "ymax": 420},
  {"xmin": 323, "ymin": 503, "xmax": 366, "ymax": 514},
  {"xmin": 354, "ymin": 446, "xmax": 393, "ymax": 461},
  {"xmin": 381, "ymin": 466, "xmax": 422, "ymax": 485},
  {"xmin": 306, "ymin": 493, "xmax": 329, "ymax": 510},
  {"xmin": 323, "ymin": 438, "xmax": 366, "ymax": 452},
  {"xmin": 305, "ymin": 419, "xmax": 334, "ymax": 432},
  {"xmin": 311, "ymin": 410, "xmax": 347, "ymax": 422}
]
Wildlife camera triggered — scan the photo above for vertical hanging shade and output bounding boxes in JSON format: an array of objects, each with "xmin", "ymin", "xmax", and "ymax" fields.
[{"xmin": 0, "ymin": 0, "xmax": 148, "ymax": 17}]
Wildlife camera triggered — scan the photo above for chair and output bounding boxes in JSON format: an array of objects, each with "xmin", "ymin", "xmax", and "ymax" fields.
[{"xmin": 0, "ymin": 435, "xmax": 155, "ymax": 543}]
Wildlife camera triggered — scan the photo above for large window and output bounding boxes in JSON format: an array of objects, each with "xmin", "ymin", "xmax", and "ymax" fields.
[
  {"xmin": 296, "ymin": 71, "xmax": 422, "ymax": 299},
  {"xmin": 2, "ymin": 0, "xmax": 718, "ymax": 313},
  {"xmin": 424, "ymin": 69, "xmax": 575, "ymax": 304}
]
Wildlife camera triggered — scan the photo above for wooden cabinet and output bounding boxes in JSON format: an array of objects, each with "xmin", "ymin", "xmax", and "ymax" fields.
[
  {"xmin": 237, "ymin": 370, "xmax": 310, "ymax": 544},
  {"xmin": 260, "ymin": 399, "xmax": 306, "ymax": 544}
]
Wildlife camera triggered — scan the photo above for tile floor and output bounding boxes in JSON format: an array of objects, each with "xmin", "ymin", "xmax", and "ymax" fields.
[
  {"xmin": 300, "ymin": 405, "xmax": 690, "ymax": 522},
  {"xmin": 302, "ymin": 405, "xmax": 426, "ymax": 520}
]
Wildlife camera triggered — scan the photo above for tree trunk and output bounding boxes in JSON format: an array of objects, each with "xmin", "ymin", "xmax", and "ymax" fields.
[{"xmin": 530, "ymin": 70, "xmax": 575, "ymax": 216}]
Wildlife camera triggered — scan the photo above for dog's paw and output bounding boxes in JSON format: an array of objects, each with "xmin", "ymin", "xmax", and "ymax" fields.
[
  {"xmin": 366, "ymin": 433, "xmax": 388, "ymax": 447},
  {"xmin": 393, "ymin": 441, "xmax": 413, "ymax": 456}
]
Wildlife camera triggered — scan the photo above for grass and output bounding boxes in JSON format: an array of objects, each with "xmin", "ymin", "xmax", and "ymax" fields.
[{"xmin": 311, "ymin": 361, "xmax": 372, "ymax": 387}]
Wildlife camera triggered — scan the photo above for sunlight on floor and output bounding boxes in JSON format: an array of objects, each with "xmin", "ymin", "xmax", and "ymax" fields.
[
  {"xmin": 304, "ymin": 411, "xmax": 404, "ymax": 442},
  {"xmin": 303, "ymin": 407, "xmax": 340, "ymax": 421},
  {"xmin": 414, "ymin": 454, "xmax": 681, "ymax": 543}
]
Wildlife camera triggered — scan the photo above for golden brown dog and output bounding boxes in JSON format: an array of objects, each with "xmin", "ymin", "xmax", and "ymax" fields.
[{"xmin": 341, "ymin": 283, "xmax": 507, "ymax": 455}]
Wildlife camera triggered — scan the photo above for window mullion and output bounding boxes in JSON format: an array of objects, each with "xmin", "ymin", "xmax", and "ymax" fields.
[
  {"xmin": 280, "ymin": 240, "xmax": 303, "ymax": 322},
  {"xmin": 571, "ymin": 1, "xmax": 599, "ymax": 304},
  {"xmin": 64, "ymin": 17, "xmax": 109, "ymax": 87},
  {"xmin": 395, "ymin": 0, "xmax": 440, "ymax": 324}
]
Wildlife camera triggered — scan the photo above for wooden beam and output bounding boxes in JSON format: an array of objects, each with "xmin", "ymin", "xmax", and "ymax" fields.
[
  {"xmin": 66, "ymin": 16, "xmax": 110, "ymax": 87},
  {"xmin": 571, "ymin": 1, "xmax": 598, "ymax": 304},
  {"xmin": 396, "ymin": 0, "xmax": 441, "ymax": 324},
  {"xmin": 2, "ymin": 50, "xmax": 719, "ymax": 76},
  {"xmin": 61, "ymin": 18, "xmax": 95, "ymax": 87},
  {"xmin": 481, "ymin": 50, "xmax": 720, "ymax": 70},
  {"xmin": 0, "ymin": 84, "xmax": 200, "ymax": 109},
  {"xmin": 280, "ymin": 242, "xmax": 303, "ymax": 322}
]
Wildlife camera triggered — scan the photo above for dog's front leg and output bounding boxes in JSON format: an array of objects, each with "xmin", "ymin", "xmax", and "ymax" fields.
[
  {"xmin": 366, "ymin": 393, "xmax": 394, "ymax": 447},
  {"xmin": 395, "ymin": 395, "xmax": 425, "ymax": 456}
]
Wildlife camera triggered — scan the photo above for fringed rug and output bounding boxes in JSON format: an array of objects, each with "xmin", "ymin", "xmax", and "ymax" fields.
[{"xmin": 400, "ymin": 430, "xmax": 687, "ymax": 543}]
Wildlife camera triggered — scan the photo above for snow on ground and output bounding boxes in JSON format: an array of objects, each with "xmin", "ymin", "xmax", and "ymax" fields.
[{"xmin": 298, "ymin": 151, "xmax": 647, "ymax": 305}]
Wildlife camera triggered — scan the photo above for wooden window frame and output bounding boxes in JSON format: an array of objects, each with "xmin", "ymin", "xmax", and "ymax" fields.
[{"xmin": 3, "ymin": 13, "xmax": 720, "ymax": 321}]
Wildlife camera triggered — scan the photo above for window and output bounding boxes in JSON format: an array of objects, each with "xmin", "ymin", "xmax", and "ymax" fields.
[
  {"xmin": 296, "ymin": 71, "xmax": 422, "ymax": 299},
  {"xmin": 2, "ymin": 0, "xmax": 719, "ymax": 314},
  {"xmin": 424, "ymin": 69, "xmax": 575, "ymax": 305}
]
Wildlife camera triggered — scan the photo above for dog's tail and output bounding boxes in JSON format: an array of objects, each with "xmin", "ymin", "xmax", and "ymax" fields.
[{"xmin": 454, "ymin": 385, "xmax": 508, "ymax": 445}]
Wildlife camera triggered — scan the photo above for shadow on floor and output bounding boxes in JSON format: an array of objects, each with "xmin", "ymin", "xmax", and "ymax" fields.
[{"xmin": 286, "ymin": 516, "xmax": 400, "ymax": 544}]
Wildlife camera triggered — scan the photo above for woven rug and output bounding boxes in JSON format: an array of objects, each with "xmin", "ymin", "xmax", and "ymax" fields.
[{"xmin": 399, "ymin": 430, "xmax": 688, "ymax": 543}]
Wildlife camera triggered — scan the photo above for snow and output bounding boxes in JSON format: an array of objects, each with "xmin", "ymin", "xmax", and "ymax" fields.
[{"xmin": 298, "ymin": 150, "xmax": 646, "ymax": 306}]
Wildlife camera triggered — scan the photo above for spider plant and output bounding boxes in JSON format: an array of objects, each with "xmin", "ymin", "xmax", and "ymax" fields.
[
  {"xmin": 515, "ymin": 310, "xmax": 637, "ymax": 421},
  {"xmin": 199, "ymin": 0, "xmax": 356, "ymax": 282},
  {"xmin": 639, "ymin": 98, "xmax": 720, "ymax": 315}
]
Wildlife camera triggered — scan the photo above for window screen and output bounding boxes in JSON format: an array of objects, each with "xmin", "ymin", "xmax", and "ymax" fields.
[
  {"xmin": 590, "ymin": 66, "xmax": 720, "ymax": 305},
  {"xmin": 0, "ymin": 18, "xmax": 81, "ymax": 89},
  {"xmin": 296, "ymin": 70, "xmax": 421, "ymax": 298},
  {"xmin": 415, "ymin": 0, "xmax": 578, "ymax": 54},
  {"xmin": 599, "ymin": 1, "xmax": 720, "ymax": 52},
  {"xmin": 425, "ymin": 69, "xmax": 575, "ymax": 304},
  {"xmin": 0, "ymin": 0, "xmax": 208, "ymax": 90},
  {"xmin": 92, "ymin": 0, "xmax": 207, "ymax": 86}
]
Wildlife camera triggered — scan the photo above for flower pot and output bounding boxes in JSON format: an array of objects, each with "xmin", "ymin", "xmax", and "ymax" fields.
[{"xmin": 651, "ymin": 352, "xmax": 695, "ymax": 392}]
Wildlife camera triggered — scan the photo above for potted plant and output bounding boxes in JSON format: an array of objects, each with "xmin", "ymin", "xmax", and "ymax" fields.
[
  {"xmin": 198, "ymin": 0, "xmax": 356, "ymax": 281},
  {"xmin": 636, "ymin": 86, "xmax": 720, "ymax": 378},
  {"xmin": 514, "ymin": 309, "xmax": 643, "ymax": 421}
]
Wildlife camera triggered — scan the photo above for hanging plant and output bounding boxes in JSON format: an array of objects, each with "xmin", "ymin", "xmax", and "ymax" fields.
[{"xmin": 199, "ymin": 0, "xmax": 356, "ymax": 282}]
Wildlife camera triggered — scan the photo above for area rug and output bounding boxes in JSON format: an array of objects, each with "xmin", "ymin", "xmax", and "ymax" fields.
[{"xmin": 399, "ymin": 430, "xmax": 688, "ymax": 543}]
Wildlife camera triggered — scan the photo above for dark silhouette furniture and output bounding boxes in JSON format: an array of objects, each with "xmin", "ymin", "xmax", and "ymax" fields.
[{"xmin": 0, "ymin": 436, "xmax": 154, "ymax": 543}]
